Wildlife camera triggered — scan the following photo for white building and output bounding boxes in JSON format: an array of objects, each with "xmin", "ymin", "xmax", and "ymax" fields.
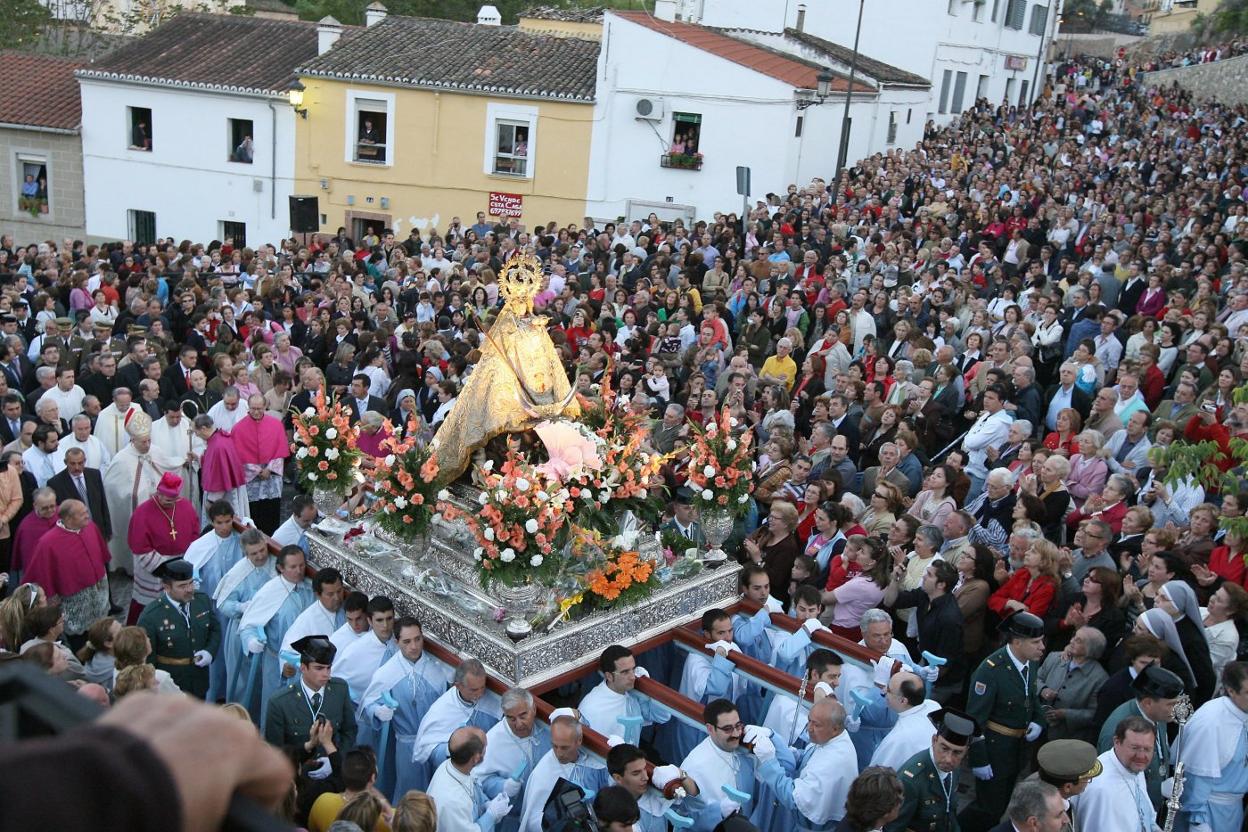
[
  {"xmin": 587, "ymin": 9, "xmax": 929, "ymax": 223},
  {"xmin": 665, "ymin": 0, "xmax": 1058, "ymax": 123},
  {"xmin": 77, "ymin": 13, "xmax": 319, "ymax": 246}
]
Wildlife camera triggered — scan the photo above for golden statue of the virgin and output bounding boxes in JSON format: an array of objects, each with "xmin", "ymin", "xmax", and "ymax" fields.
[{"xmin": 429, "ymin": 252, "xmax": 580, "ymax": 482}]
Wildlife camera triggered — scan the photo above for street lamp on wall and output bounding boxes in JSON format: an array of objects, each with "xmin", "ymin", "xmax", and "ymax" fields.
[
  {"xmin": 288, "ymin": 79, "xmax": 308, "ymax": 119},
  {"xmin": 796, "ymin": 70, "xmax": 837, "ymax": 110}
]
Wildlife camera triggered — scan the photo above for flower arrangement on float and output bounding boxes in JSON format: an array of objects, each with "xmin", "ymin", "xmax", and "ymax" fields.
[
  {"xmin": 685, "ymin": 406, "xmax": 754, "ymax": 517},
  {"xmin": 371, "ymin": 418, "xmax": 441, "ymax": 542},
  {"xmin": 437, "ymin": 450, "xmax": 571, "ymax": 589},
  {"xmin": 291, "ymin": 389, "xmax": 362, "ymax": 497}
]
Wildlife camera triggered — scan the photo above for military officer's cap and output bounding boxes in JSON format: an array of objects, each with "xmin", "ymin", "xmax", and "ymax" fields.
[
  {"xmin": 0, "ymin": 316, "xmax": 14, "ymax": 325},
  {"xmin": 1037, "ymin": 739, "xmax": 1103, "ymax": 783},
  {"xmin": 999, "ymin": 610, "xmax": 1045, "ymax": 639},
  {"xmin": 93, "ymin": 320, "xmax": 113, "ymax": 331},
  {"xmin": 153, "ymin": 558, "xmax": 194, "ymax": 583},
  {"xmin": 929, "ymin": 707, "xmax": 978, "ymax": 747},
  {"xmin": 292, "ymin": 634, "xmax": 336, "ymax": 665},
  {"xmin": 1132, "ymin": 664, "xmax": 1185, "ymax": 699},
  {"xmin": 55, "ymin": 316, "xmax": 74, "ymax": 329}
]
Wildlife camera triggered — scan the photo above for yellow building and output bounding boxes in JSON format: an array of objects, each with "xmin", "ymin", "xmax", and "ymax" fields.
[
  {"xmin": 1149, "ymin": 0, "xmax": 1219, "ymax": 35},
  {"xmin": 293, "ymin": 9, "xmax": 598, "ymax": 239}
]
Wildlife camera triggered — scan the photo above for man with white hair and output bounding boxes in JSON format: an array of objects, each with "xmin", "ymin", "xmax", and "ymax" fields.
[
  {"xmin": 413, "ymin": 658, "xmax": 503, "ymax": 773},
  {"xmin": 760, "ymin": 338, "xmax": 797, "ymax": 391},
  {"xmin": 518, "ymin": 712, "xmax": 612, "ymax": 832},
  {"xmin": 477, "ymin": 688, "xmax": 553, "ymax": 832},
  {"xmin": 986, "ymin": 420, "xmax": 1032, "ymax": 471},
  {"xmin": 207, "ymin": 386, "xmax": 245, "ymax": 432},
  {"xmin": 60, "ymin": 413, "xmax": 111, "ymax": 471},
  {"xmin": 842, "ymin": 608, "xmax": 915, "ymax": 768},
  {"xmin": 967, "ymin": 467, "xmax": 1018, "ymax": 553}
]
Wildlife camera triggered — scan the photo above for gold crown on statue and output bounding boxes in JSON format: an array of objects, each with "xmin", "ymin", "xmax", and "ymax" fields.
[{"xmin": 498, "ymin": 251, "xmax": 542, "ymax": 316}]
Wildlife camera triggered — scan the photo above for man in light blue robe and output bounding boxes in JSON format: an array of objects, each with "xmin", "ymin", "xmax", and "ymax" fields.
[
  {"xmin": 478, "ymin": 689, "xmax": 553, "ymax": 832},
  {"xmin": 413, "ymin": 658, "xmax": 502, "ymax": 772},
  {"xmin": 184, "ymin": 501, "xmax": 246, "ymax": 701},
  {"xmin": 731, "ymin": 566, "xmax": 785, "ymax": 725},
  {"xmin": 667, "ymin": 609, "xmax": 743, "ymax": 763},
  {"xmin": 770, "ymin": 586, "xmax": 828, "ymax": 678},
  {"xmin": 357, "ymin": 616, "xmax": 452, "ymax": 802},
  {"xmin": 681, "ymin": 698, "xmax": 795, "ymax": 832},
  {"xmin": 239, "ymin": 545, "xmax": 314, "ymax": 726},
  {"xmin": 605, "ymin": 743, "xmax": 700, "ymax": 832},
  {"xmin": 579, "ymin": 645, "xmax": 671, "ymax": 747},
  {"xmin": 1175, "ymin": 663, "xmax": 1248, "ymax": 832},
  {"xmin": 517, "ymin": 714, "xmax": 611, "ymax": 832},
  {"xmin": 214, "ymin": 531, "xmax": 274, "ymax": 708}
]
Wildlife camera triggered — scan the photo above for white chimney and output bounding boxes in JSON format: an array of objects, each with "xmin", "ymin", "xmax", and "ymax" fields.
[
  {"xmin": 365, "ymin": 2, "xmax": 387, "ymax": 27},
  {"xmin": 654, "ymin": 0, "xmax": 677, "ymax": 22},
  {"xmin": 796, "ymin": 3, "xmax": 807, "ymax": 31},
  {"xmin": 476, "ymin": 4, "xmax": 501, "ymax": 25},
  {"xmin": 317, "ymin": 16, "xmax": 342, "ymax": 55}
]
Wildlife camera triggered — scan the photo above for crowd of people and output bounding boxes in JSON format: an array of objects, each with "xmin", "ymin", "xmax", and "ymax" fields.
[{"xmin": 2, "ymin": 46, "xmax": 1248, "ymax": 832}]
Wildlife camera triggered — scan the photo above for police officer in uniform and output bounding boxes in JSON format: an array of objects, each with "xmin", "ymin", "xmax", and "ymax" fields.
[
  {"xmin": 264, "ymin": 634, "xmax": 358, "ymax": 753},
  {"xmin": 960, "ymin": 611, "xmax": 1046, "ymax": 832},
  {"xmin": 1025, "ymin": 740, "xmax": 1102, "ymax": 832},
  {"xmin": 136, "ymin": 558, "xmax": 221, "ymax": 699},
  {"xmin": 1096, "ymin": 664, "xmax": 1184, "ymax": 814},
  {"xmin": 885, "ymin": 707, "xmax": 977, "ymax": 832}
]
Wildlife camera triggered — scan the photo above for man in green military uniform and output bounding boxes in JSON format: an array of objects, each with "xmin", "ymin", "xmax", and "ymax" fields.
[
  {"xmin": 1096, "ymin": 664, "xmax": 1183, "ymax": 813},
  {"xmin": 960, "ymin": 611, "xmax": 1046, "ymax": 832},
  {"xmin": 265, "ymin": 634, "xmax": 358, "ymax": 757},
  {"xmin": 137, "ymin": 557, "xmax": 221, "ymax": 699},
  {"xmin": 886, "ymin": 707, "xmax": 978, "ymax": 832},
  {"xmin": 1025, "ymin": 740, "xmax": 1102, "ymax": 832}
]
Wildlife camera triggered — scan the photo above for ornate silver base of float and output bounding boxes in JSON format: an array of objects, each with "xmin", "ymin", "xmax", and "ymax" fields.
[{"xmin": 307, "ymin": 483, "xmax": 741, "ymax": 688}]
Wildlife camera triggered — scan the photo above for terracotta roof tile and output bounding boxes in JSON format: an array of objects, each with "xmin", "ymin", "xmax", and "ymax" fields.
[
  {"xmin": 0, "ymin": 51, "xmax": 85, "ymax": 131},
  {"xmin": 78, "ymin": 13, "xmax": 321, "ymax": 96},
  {"xmin": 783, "ymin": 28, "xmax": 931, "ymax": 87},
  {"xmin": 297, "ymin": 15, "xmax": 599, "ymax": 102},
  {"xmin": 613, "ymin": 11, "xmax": 874, "ymax": 94}
]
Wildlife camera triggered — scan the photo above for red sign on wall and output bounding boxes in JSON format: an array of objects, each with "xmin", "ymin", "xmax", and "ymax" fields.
[{"xmin": 488, "ymin": 192, "xmax": 523, "ymax": 217}]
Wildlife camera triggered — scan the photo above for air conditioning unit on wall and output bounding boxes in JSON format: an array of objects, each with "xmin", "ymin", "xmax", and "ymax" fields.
[{"xmin": 635, "ymin": 97, "xmax": 665, "ymax": 121}]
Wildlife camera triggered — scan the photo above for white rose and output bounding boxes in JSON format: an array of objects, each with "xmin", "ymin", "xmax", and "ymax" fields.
[
  {"xmin": 474, "ymin": 547, "xmax": 483, "ymax": 561},
  {"xmin": 484, "ymin": 527, "xmax": 495, "ymax": 541},
  {"xmin": 385, "ymin": 454, "xmax": 397, "ymax": 467},
  {"xmin": 702, "ymin": 489, "xmax": 714, "ymax": 500},
  {"xmin": 325, "ymin": 448, "xmax": 339, "ymax": 461},
  {"xmin": 296, "ymin": 447, "xmax": 308, "ymax": 459},
  {"xmin": 483, "ymin": 459, "xmax": 495, "ymax": 471},
  {"xmin": 530, "ymin": 555, "xmax": 544, "ymax": 567},
  {"xmin": 325, "ymin": 428, "xmax": 338, "ymax": 440},
  {"xmin": 703, "ymin": 465, "xmax": 716, "ymax": 477},
  {"xmin": 497, "ymin": 490, "xmax": 507, "ymax": 501},
  {"xmin": 437, "ymin": 489, "xmax": 450, "ymax": 501},
  {"xmin": 525, "ymin": 519, "xmax": 539, "ymax": 534},
  {"xmin": 308, "ymin": 473, "xmax": 318, "ymax": 481},
  {"xmin": 500, "ymin": 548, "xmax": 516, "ymax": 563},
  {"xmin": 536, "ymin": 490, "xmax": 550, "ymax": 503},
  {"xmin": 582, "ymin": 490, "xmax": 595, "ymax": 502},
  {"xmin": 729, "ymin": 417, "xmax": 739, "ymax": 427},
  {"xmin": 726, "ymin": 439, "xmax": 737, "ymax": 451},
  {"xmin": 738, "ymin": 494, "xmax": 749, "ymax": 503},
  {"xmin": 478, "ymin": 492, "xmax": 490, "ymax": 505},
  {"xmin": 515, "ymin": 478, "xmax": 530, "ymax": 492},
  {"xmin": 304, "ymin": 407, "xmax": 316, "ymax": 418},
  {"xmin": 394, "ymin": 496, "xmax": 407, "ymax": 509}
]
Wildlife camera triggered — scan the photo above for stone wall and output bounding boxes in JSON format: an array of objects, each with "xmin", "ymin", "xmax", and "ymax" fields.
[
  {"xmin": 1138, "ymin": 54, "xmax": 1248, "ymax": 106},
  {"xmin": 0, "ymin": 129, "xmax": 86, "ymax": 242}
]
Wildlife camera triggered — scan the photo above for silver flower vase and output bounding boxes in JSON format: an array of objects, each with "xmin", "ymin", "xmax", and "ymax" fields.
[
  {"xmin": 496, "ymin": 581, "xmax": 541, "ymax": 639},
  {"xmin": 701, "ymin": 507, "xmax": 734, "ymax": 566}
]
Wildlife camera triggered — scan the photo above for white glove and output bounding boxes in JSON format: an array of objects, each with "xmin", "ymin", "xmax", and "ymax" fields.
[
  {"xmin": 844, "ymin": 713, "xmax": 861, "ymax": 733},
  {"xmin": 872, "ymin": 658, "xmax": 894, "ymax": 688},
  {"xmin": 973, "ymin": 765, "xmax": 994, "ymax": 780},
  {"xmin": 742, "ymin": 725, "xmax": 771, "ymax": 746},
  {"xmin": 651, "ymin": 764, "xmax": 682, "ymax": 789},
  {"xmin": 1025, "ymin": 722, "xmax": 1043, "ymax": 742},
  {"xmin": 719, "ymin": 798, "xmax": 741, "ymax": 819},
  {"xmin": 502, "ymin": 778, "xmax": 522, "ymax": 799},
  {"xmin": 306, "ymin": 756, "xmax": 333, "ymax": 780},
  {"xmin": 485, "ymin": 792, "xmax": 511, "ymax": 821},
  {"xmin": 374, "ymin": 705, "xmax": 395, "ymax": 722},
  {"xmin": 238, "ymin": 600, "xmax": 251, "ymax": 614},
  {"xmin": 921, "ymin": 665, "xmax": 941, "ymax": 684},
  {"xmin": 750, "ymin": 734, "xmax": 776, "ymax": 763},
  {"xmin": 634, "ymin": 666, "xmax": 650, "ymax": 679},
  {"xmin": 813, "ymin": 681, "xmax": 835, "ymax": 698},
  {"xmin": 192, "ymin": 650, "xmax": 212, "ymax": 667},
  {"xmin": 246, "ymin": 638, "xmax": 265, "ymax": 654},
  {"xmin": 607, "ymin": 734, "xmax": 626, "ymax": 748},
  {"xmin": 802, "ymin": 617, "xmax": 827, "ymax": 635}
]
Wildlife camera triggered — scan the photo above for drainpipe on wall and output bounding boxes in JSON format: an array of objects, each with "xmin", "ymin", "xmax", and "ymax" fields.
[{"xmin": 269, "ymin": 101, "xmax": 278, "ymax": 221}]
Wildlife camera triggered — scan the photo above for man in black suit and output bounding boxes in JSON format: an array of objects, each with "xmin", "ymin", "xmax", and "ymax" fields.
[
  {"xmin": 826, "ymin": 393, "xmax": 861, "ymax": 464},
  {"xmin": 0, "ymin": 340, "xmax": 34, "ymax": 396},
  {"xmin": 47, "ymin": 447, "xmax": 112, "ymax": 540},
  {"xmin": 161, "ymin": 344, "xmax": 199, "ymax": 405},
  {"xmin": 346, "ymin": 374, "xmax": 387, "ymax": 422},
  {"xmin": 1117, "ymin": 262, "xmax": 1147, "ymax": 318},
  {"xmin": 115, "ymin": 335, "xmax": 149, "ymax": 395},
  {"xmin": 0, "ymin": 394, "xmax": 23, "ymax": 445},
  {"xmin": 1042, "ymin": 362, "xmax": 1092, "ymax": 431},
  {"xmin": 987, "ymin": 779, "xmax": 1066, "ymax": 832}
]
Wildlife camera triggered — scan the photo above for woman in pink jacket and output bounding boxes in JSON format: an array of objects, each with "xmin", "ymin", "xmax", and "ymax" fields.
[{"xmin": 1066, "ymin": 430, "xmax": 1109, "ymax": 509}]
